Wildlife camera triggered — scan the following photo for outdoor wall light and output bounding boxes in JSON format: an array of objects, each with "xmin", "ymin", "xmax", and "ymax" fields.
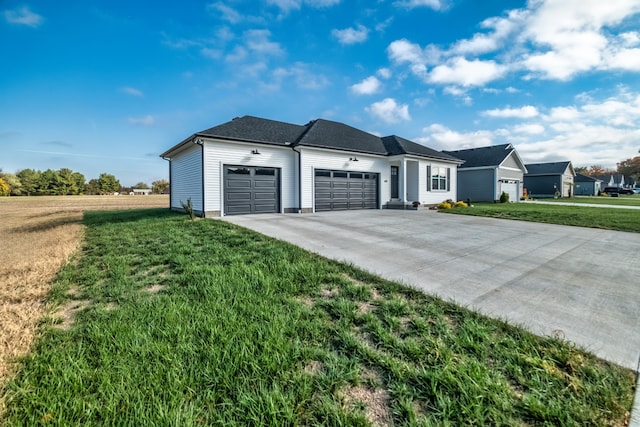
[
  {"xmin": 251, "ymin": 149, "xmax": 261, "ymax": 155},
  {"xmin": 349, "ymin": 157, "xmax": 359, "ymax": 162}
]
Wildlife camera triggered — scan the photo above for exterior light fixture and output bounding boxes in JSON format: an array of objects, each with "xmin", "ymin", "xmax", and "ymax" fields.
[
  {"xmin": 251, "ymin": 149, "xmax": 261, "ymax": 155},
  {"xmin": 349, "ymin": 157, "xmax": 359, "ymax": 162}
]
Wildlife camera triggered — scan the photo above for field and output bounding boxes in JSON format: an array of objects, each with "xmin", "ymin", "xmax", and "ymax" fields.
[
  {"xmin": 0, "ymin": 195, "xmax": 168, "ymax": 414},
  {"xmin": 0, "ymin": 198, "xmax": 635, "ymax": 425}
]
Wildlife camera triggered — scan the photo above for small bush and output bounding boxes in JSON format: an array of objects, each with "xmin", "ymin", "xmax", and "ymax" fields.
[
  {"xmin": 453, "ymin": 201, "xmax": 468, "ymax": 208},
  {"xmin": 437, "ymin": 201, "xmax": 452, "ymax": 210},
  {"xmin": 499, "ymin": 191, "xmax": 509, "ymax": 203},
  {"xmin": 180, "ymin": 197, "xmax": 195, "ymax": 220}
]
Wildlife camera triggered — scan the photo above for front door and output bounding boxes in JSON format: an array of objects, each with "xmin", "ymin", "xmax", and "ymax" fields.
[{"xmin": 390, "ymin": 166, "xmax": 399, "ymax": 199}]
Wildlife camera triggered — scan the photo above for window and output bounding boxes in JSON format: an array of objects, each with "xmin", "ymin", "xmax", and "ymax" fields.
[
  {"xmin": 430, "ymin": 166, "xmax": 449, "ymax": 191},
  {"xmin": 350, "ymin": 173, "xmax": 363, "ymax": 179},
  {"xmin": 315, "ymin": 170, "xmax": 330, "ymax": 177},
  {"xmin": 255, "ymin": 168, "xmax": 275, "ymax": 176},
  {"xmin": 334, "ymin": 171, "xmax": 348, "ymax": 178},
  {"xmin": 228, "ymin": 167, "xmax": 250, "ymax": 175}
]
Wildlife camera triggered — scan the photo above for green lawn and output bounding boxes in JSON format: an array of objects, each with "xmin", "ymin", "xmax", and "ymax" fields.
[
  {"xmin": 2, "ymin": 209, "xmax": 635, "ymax": 426},
  {"xmin": 541, "ymin": 195, "xmax": 640, "ymax": 206},
  {"xmin": 445, "ymin": 202, "xmax": 640, "ymax": 232}
]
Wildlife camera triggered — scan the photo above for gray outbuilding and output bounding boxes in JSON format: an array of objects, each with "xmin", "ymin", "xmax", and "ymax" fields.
[
  {"xmin": 444, "ymin": 143, "xmax": 527, "ymax": 203},
  {"xmin": 524, "ymin": 161, "xmax": 575, "ymax": 198},
  {"xmin": 574, "ymin": 173, "xmax": 603, "ymax": 196}
]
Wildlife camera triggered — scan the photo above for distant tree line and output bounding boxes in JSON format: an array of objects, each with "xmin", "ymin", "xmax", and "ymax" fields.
[
  {"xmin": 0, "ymin": 168, "xmax": 169, "ymax": 196},
  {"xmin": 575, "ymin": 155, "xmax": 640, "ymax": 179}
]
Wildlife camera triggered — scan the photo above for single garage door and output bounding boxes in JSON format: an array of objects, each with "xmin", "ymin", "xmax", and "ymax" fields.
[
  {"xmin": 499, "ymin": 180, "xmax": 519, "ymax": 202},
  {"xmin": 315, "ymin": 169, "xmax": 378, "ymax": 211},
  {"xmin": 224, "ymin": 166, "xmax": 279, "ymax": 215}
]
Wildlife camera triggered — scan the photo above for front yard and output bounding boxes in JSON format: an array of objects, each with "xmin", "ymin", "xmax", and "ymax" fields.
[
  {"xmin": 444, "ymin": 201, "xmax": 640, "ymax": 232},
  {"xmin": 2, "ymin": 208, "xmax": 635, "ymax": 426},
  {"xmin": 541, "ymin": 195, "xmax": 640, "ymax": 206}
]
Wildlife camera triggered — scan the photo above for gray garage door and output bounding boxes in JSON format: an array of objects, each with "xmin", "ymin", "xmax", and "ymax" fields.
[
  {"xmin": 314, "ymin": 169, "xmax": 378, "ymax": 211},
  {"xmin": 224, "ymin": 166, "xmax": 279, "ymax": 215}
]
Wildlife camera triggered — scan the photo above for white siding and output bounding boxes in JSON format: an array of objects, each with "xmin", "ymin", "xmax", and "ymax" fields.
[
  {"xmin": 299, "ymin": 148, "xmax": 390, "ymax": 211},
  {"xmin": 419, "ymin": 160, "xmax": 458, "ymax": 205},
  {"xmin": 202, "ymin": 139, "xmax": 296, "ymax": 215},
  {"xmin": 171, "ymin": 144, "xmax": 203, "ymax": 212}
]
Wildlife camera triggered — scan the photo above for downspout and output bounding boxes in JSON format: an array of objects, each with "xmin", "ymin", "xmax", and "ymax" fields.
[
  {"xmin": 194, "ymin": 138, "xmax": 205, "ymax": 217},
  {"xmin": 161, "ymin": 156, "xmax": 171, "ymax": 210},
  {"xmin": 292, "ymin": 145, "xmax": 302, "ymax": 213}
]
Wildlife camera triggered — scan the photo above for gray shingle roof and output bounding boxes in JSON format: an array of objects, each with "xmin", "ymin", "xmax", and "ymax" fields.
[
  {"xmin": 196, "ymin": 115, "xmax": 305, "ymax": 146},
  {"xmin": 525, "ymin": 161, "xmax": 572, "ymax": 176},
  {"xmin": 574, "ymin": 173, "xmax": 602, "ymax": 182},
  {"xmin": 443, "ymin": 144, "xmax": 515, "ymax": 168},
  {"xmin": 297, "ymin": 119, "xmax": 387, "ymax": 155},
  {"xmin": 381, "ymin": 135, "xmax": 463, "ymax": 163},
  {"xmin": 163, "ymin": 115, "xmax": 459, "ymax": 162}
]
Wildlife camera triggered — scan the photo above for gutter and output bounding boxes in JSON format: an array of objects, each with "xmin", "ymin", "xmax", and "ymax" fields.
[
  {"xmin": 292, "ymin": 145, "xmax": 302, "ymax": 213},
  {"xmin": 193, "ymin": 138, "xmax": 205, "ymax": 217}
]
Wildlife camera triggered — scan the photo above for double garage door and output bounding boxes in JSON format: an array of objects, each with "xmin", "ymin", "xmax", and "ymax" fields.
[
  {"xmin": 315, "ymin": 169, "xmax": 378, "ymax": 212},
  {"xmin": 224, "ymin": 166, "xmax": 279, "ymax": 215}
]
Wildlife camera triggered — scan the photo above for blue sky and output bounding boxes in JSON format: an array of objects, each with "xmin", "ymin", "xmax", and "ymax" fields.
[{"xmin": 2, "ymin": 0, "xmax": 640, "ymax": 185}]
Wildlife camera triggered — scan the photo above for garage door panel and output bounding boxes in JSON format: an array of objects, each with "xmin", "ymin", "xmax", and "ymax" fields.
[
  {"xmin": 314, "ymin": 169, "xmax": 378, "ymax": 212},
  {"xmin": 224, "ymin": 166, "xmax": 279, "ymax": 215}
]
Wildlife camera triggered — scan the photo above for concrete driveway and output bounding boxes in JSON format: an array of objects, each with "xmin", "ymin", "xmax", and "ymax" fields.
[{"xmin": 225, "ymin": 209, "xmax": 640, "ymax": 371}]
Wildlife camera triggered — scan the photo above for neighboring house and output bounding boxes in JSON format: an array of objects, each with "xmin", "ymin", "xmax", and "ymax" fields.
[
  {"xmin": 132, "ymin": 188, "xmax": 152, "ymax": 195},
  {"xmin": 573, "ymin": 173, "xmax": 603, "ymax": 196},
  {"xmin": 160, "ymin": 116, "xmax": 463, "ymax": 216},
  {"xmin": 524, "ymin": 161, "xmax": 575, "ymax": 198},
  {"xmin": 593, "ymin": 174, "xmax": 615, "ymax": 188},
  {"xmin": 443, "ymin": 144, "xmax": 527, "ymax": 202},
  {"xmin": 593, "ymin": 174, "xmax": 636, "ymax": 190}
]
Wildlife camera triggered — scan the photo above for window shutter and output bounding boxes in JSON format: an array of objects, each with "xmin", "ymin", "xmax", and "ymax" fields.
[
  {"xmin": 446, "ymin": 168, "xmax": 450, "ymax": 191},
  {"xmin": 427, "ymin": 165, "xmax": 431, "ymax": 191}
]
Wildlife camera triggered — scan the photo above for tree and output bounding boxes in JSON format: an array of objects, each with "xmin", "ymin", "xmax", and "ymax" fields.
[
  {"xmin": 152, "ymin": 179, "xmax": 169, "ymax": 194},
  {"xmin": 0, "ymin": 172, "xmax": 22, "ymax": 196},
  {"xmin": 133, "ymin": 182, "xmax": 150, "ymax": 189},
  {"xmin": 0, "ymin": 177, "xmax": 9, "ymax": 196},
  {"xmin": 574, "ymin": 166, "xmax": 588, "ymax": 175},
  {"xmin": 583, "ymin": 165, "xmax": 616, "ymax": 176},
  {"xmin": 57, "ymin": 168, "xmax": 78, "ymax": 195},
  {"xmin": 86, "ymin": 179, "xmax": 100, "ymax": 195},
  {"xmin": 617, "ymin": 156, "xmax": 640, "ymax": 179},
  {"xmin": 72, "ymin": 172, "xmax": 86, "ymax": 194},
  {"xmin": 97, "ymin": 173, "xmax": 121, "ymax": 194},
  {"xmin": 16, "ymin": 169, "xmax": 41, "ymax": 196},
  {"xmin": 39, "ymin": 169, "xmax": 60, "ymax": 195}
]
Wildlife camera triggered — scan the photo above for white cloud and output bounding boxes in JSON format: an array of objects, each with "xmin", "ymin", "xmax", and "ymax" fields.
[
  {"xmin": 262, "ymin": 62, "xmax": 330, "ymax": 92},
  {"xmin": 513, "ymin": 123, "xmax": 545, "ymax": 134},
  {"xmin": 377, "ymin": 68, "xmax": 392, "ymax": 79},
  {"xmin": 4, "ymin": 6, "xmax": 43, "ymax": 27},
  {"xmin": 350, "ymin": 76, "xmax": 382, "ymax": 95},
  {"xmin": 393, "ymin": 0, "xmax": 445, "ymax": 11},
  {"xmin": 128, "ymin": 115, "xmax": 155, "ymax": 126},
  {"xmin": 267, "ymin": 0, "xmax": 301, "ymax": 12},
  {"xmin": 418, "ymin": 124, "xmax": 495, "ymax": 150},
  {"xmin": 483, "ymin": 105, "xmax": 539, "ymax": 118},
  {"xmin": 267, "ymin": 0, "xmax": 340, "ymax": 13},
  {"xmin": 121, "ymin": 87, "xmax": 144, "ymax": 97},
  {"xmin": 428, "ymin": 57, "xmax": 506, "ymax": 87},
  {"xmin": 332, "ymin": 25, "xmax": 368, "ymax": 45},
  {"xmin": 207, "ymin": 2, "xmax": 242, "ymax": 23},
  {"xmin": 366, "ymin": 98, "xmax": 410, "ymax": 123},
  {"xmin": 244, "ymin": 29, "xmax": 284, "ymax": 55}
]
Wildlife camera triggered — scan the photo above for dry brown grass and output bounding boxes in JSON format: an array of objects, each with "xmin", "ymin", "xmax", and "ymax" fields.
[{"xmin": 0, "ymin": 195, "xmax": 168, "ymax": 412}]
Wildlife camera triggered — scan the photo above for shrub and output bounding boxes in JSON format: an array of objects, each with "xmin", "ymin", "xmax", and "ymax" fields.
[
  {"xmin": 180, "ymin": 197, "xmax": 196, "ymax": 220},
  {"xmin": 499, "ymin": 191, "xmax": 509, "ymax": 203},
  {"xmin": 0, "ymin": 177, "xmax": 9, "ymax": 196},
  {"xmin": 437, "ymin": 201, "xmax": 452, "ymax": 210},
  {"xmin": 453, "ymin": 201, "xmax": 468, "ymax": 208}
]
